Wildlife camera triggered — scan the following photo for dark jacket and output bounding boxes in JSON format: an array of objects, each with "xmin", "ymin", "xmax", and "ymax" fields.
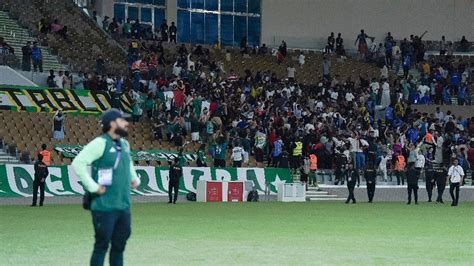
[
  {"xmin": 169, "ymin": 165, "xmax": 182, "ymax": 183},
  {"xmin": 434, "ymin": 168, "xmax": 447, "ymax": 185},
  {"xmin": 345, "ymin": 169, "xmax": 360, "ymax": 186},
  {"xmin": 34, "ymin": 161, "xmax": 49, "ymax": 181},
  {"xmin": 364, "ymin": 169, "xmax": 376, "ymax": 184},
  {"xmin": 406, "ymin": 168, "xmax": 419, "ymax": 185}
]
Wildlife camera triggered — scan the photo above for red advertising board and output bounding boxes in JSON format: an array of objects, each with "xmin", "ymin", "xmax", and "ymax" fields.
[
  {"xmin": 206, "ymin": 181, "xmax": 223, "ymax": 202},
  {"xmin": 227, "ymin": 182, "xmax": 244, "ymax": 202}
]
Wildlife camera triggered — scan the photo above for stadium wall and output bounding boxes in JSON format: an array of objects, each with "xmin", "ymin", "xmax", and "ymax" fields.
[{"xmin": 261, "ymin": 0, "xmax": 474, "ymax": 50}]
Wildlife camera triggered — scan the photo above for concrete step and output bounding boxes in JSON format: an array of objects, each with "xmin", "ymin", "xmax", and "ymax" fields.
[
  {"xmin": 306, "ymin": 191, "xmax": 329, "ymax": 195},
  {"xmin": 307, "ymin": 194, "xmax": 340, "ymax": 198},
  {"xmin": 308, "ymin": 198, "xmax": 347, "ymax": 201}
]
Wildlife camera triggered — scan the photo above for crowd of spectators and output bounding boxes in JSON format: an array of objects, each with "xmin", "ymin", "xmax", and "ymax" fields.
[{"xmin": 36, "ymin": 18, "xmax": 474, "ymax": 180}]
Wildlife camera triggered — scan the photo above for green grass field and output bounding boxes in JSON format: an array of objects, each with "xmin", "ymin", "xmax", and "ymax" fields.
[{"xmin": 1, "ymin": 202, "xmax": 473, "ymax": 265}]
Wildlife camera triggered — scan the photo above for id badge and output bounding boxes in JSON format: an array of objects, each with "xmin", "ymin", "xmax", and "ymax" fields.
[
  {"xmin": 98, "ymin": 168, "xmax": 113, "ymax": 186},
  {"xmin": 348, "ymin": 177, "xmax": 352, "ymax": 182}
]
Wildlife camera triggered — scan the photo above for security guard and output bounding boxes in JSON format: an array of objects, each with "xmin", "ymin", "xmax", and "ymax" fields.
[
  {"xmin": 168, "ymin": 157, "xmax": 183, "ymax": 204},
  {"xmin": 394, "ymin": 152, "xmax": 406, "ymax": 185},
  {"xmin": 424, "ymin": 162, "xmax": 436, "ymax": 202},
  {"xmin": 291, "ymin": 138, "xmax": 303, "ymax": 173},
  {"xmin": 345, "ymin": 163, "xmax": 360, "ymax": 204},
  {"xmin": 364, "ymin": 162, "xmax": 377, "ymax": 203},
  {"xmin": 72, "ymin": 109, "xmax": 141, "ymax": 266},
  {"xmin": 434, "ymin": 166, "xmax": 447, "ymax": 204},
  {"xmin": 406, "ymin": 162, "xmax": 419, "ymax": 205},
  {"xmin": 291, "ymin": 138, "xmax": 303, "ymax": 171}
]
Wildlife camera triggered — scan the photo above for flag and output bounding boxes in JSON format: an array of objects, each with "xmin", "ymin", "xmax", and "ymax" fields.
[{"xmin": 158, "ymin": 90, "xmax": 186, "ymax": 110}]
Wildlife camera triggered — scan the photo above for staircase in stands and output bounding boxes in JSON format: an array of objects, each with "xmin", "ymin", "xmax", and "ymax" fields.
[
  {"xmin": 0, "ymin": 149, "xmax": 19, "ymax": 164},
  {"xmin": 292, "ymin": 172, "xmax": 346, "ymax": 201},
  {"xmin": 0, "ymin": 10, "xmax": 64, "ymax": 72}
]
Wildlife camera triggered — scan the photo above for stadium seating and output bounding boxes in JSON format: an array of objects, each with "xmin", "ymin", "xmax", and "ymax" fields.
[
  {"xmin": 0, "ymin": 110, "xmax": 261, "ymax": 167},
  {"xmin": 0, "ymin": 10, "xmax": 64, "ymax": 71},
  {"xmin": 0, "ymin": 0, "xmax": 127, "ymax": 74}
]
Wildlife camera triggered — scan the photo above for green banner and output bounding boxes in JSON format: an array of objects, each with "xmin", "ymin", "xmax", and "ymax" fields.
[
  {"xmin": 54, "ymin": 145, "xmax": 198, "ymax": 162},
  {"xmin": 0, "ymin": 85, "xmax": 133, "ymax": 114},
  {"xmin": 0, "ymin": 164, "xmax": 292, "ymax": 197}
]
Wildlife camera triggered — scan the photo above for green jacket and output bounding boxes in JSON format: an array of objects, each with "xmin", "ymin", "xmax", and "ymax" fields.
[{"xmin": 72, "ymin": 134, "xmax": 140, "ymax": 211}]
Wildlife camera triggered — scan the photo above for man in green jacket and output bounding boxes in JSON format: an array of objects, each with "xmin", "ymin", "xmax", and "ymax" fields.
[{"xmin": 72, "ymin": 109, "xmax": 141, "ymax": 266}]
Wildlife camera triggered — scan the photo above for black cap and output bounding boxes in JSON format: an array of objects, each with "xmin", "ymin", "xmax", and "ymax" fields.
[{"xmin": 101, "ymin": 108, "xmax": 123, "ymax": 128}]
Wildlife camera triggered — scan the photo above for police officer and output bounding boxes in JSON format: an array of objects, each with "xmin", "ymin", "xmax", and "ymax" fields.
[
  {"xmin": 424, "ymin": 161, "xmax": 436, "ymax": 202},
  {"xmin": 72, "ymin": 109, "xmax": 141, "ymax": 266},
  {"xmin": 169, "ymin": 157, "xmax": 182, "ymax": 204},
  {"xmin": 364, "ymin": 162, "xmax": 376, "ymax": 203},
  {"xmin": 406, "ymin": 162, "xmax": 419, "ymax": 205},
  {"xmin": 345, "ymin": 163, "xmax": 360, "ymax": 204},
  {"xmin": 434, "ymin": 166, "xmax": 447, "ymax": 204}
]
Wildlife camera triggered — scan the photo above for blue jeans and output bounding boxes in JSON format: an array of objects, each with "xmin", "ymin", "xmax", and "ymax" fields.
[
  {"xmin": 90, "ymin": 210, "xmax": 131, "ymax": 266},
  {"xmin": 356, "ymin": 152, "xmax": 366, "ymax": 169}
]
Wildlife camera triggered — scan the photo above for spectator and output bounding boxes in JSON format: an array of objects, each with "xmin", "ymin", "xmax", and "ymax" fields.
[
  {"xmin": 258, "ymin": 43, "xmax": 268, "ymax": 55},
  {"xmin": 72, "ymin": 71, "xmax": 85, "ymax": 90},
  {"xmin": 123, "ymin": 18, "xmax": 132, "ymax": 38},
  {"xmin": 109, "ymin": 18, "xmax": 119, "ymax": 38},
  {"xmin": 326, "ymin": 32, "xmax": 335, "ymax": 54},
  {"xmin": 160, "ymin": 19, "xmax": 169, "ymax": 42},
  {"xmin": 355, "ymin": 29, "xmax": 374, "ymax": 60},
  {"xmin": 21, "ymin": 41, "xmax": 32, "ymax": 71},
  {"xmin": 52, "ymin": 111, "xmax": 65, "ymax": 140},
  {"xmin": 50, "ymin": 19, "xmax": 61, "ymax": 33},
  {"xmin": 37, "ymin": 18, "xmax": 48, "ymax": 34},
  {"xmin": 46, "ymin": 70, "xmax": 56, "ymax": 88},
  {"xmin": 102, "ymin": 16, "xmax": 110, "ymax": 32},
  {"xmin": 54, "ymin": 70, "xmax": 65, "ymax": 88},
  {"xmin": 323, "ymin": 57, "xmax": 331, "ymax": 80},
  {"xmin": 459, "ymin": 36, "xmax": 469, "ymax": 52},
  {"xmin": 92, "ymin": 11, "xmax": 98, "ymax": 23},
  {"xmin": 440, "ymin": 36, "xmax": 447, "ymax": 55},
  {"xmin": 31, "ymin": 42, "xmax": 43, "ymax": 72},
  {"xmin": 169, "ymin": 22, "xmax": 177, "ymax": 43},
  {"xmin": 335, "ymin": 33, "xmax": 344, "ymax": 56},
  {"xmin": 298, "ymin": 52, "xmax": 305, "ymax": 66},
  {"xmin": 0, "ymin": 37, "xmax": 14, "ymax": 55},
  {"xmin": 63, "ymin": 71, "xmax": 71, "ymax": 89},
  {"xmin": 287, "ymin": 64, "xmax": 296, "ymax": 82}
]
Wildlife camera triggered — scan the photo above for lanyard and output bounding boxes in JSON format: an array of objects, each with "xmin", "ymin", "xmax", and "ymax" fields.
[{"xmin": 113, "ymin": 141, "xmax": 122, "ymax": 170}]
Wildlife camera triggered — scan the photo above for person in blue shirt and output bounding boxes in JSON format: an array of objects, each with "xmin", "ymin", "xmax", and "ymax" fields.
[
  {"xmin": 458, "ymin": 84, "xmax": 467, "ymax": 105},
  {"xmin": 31, "ymin": 42, "xmax": 43, "ymax": 72},
  {"xmin": 271, "ymin": 136, "xmax": 283, "ymax": 167},
  {"xmin": 402, "ymin": 55, "xmax": 411, "ymax": 78}
]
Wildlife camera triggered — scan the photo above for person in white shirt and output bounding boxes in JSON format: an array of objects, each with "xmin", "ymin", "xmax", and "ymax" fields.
[
  {"xmin": 345, "ymin": 92, "xmax": 355, "ymax": 102},
  {"xmin": 381, "ymin": 80, "xmax": 391, "ymax": 107},
  {"xmin": 231, "ymin": 144, "xmax": 244, "ymax": 167},
  {"xmin": 298, "ymin": 53, "xmax": 305, "ymax": 66},
  {"xmin": 435, "ymin": 107, "xmax": 444, "ymax": 122},
  {"xmin": 378, "ymin": 152, "xmax": 391, "ymax": 181},
  {"xmin": 287, "ymin": 65, "xmax": 296, "ymax": 81},
  {"xmin": 380, "ymin": 65, "xmax": 388, "ymax": 79},
  {"xmin": 417, "ymin": 84, "xmax": 430, "ymax": 98},
  {"xmin": 54, "ymin": 71, "xmax": 65, "ymax": 88},
  {"xmin": 415, "ymin": 150, "xmax": 425, "ymax": 173},
  {"xmin": 447, "ymin": 159, "xmax": 464, "ymax": 206}
]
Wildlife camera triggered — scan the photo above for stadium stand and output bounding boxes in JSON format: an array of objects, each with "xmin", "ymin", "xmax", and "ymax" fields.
[
  {"xmin": 0, "ymin": 1, "xmax": 473, "ymax": 186},
  {"xmin": 0, "ymin": 0, "xmax": 127, "ymax": 74},
  {"xmin": 0, "ymin": 10, "xmax": 64, "ymax": 71}
]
